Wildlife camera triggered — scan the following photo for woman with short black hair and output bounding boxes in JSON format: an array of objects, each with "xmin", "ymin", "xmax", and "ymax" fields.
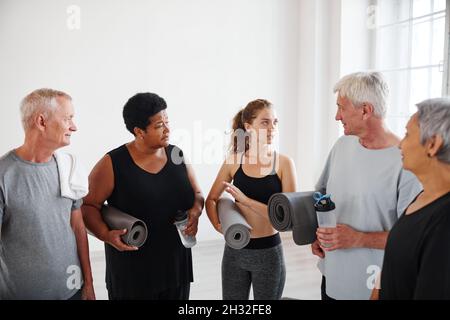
[{"xmin": 82, "ymin": 92, "xmax": 204, "ymax": 299}]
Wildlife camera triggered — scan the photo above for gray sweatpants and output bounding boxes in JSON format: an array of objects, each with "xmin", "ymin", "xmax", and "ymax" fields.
[{"xmin": 221, "ymin": 244, "xmax": 286, "ymax": 300}]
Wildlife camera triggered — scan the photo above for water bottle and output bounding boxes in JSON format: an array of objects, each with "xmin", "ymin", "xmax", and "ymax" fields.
[
  {"xmin": 174, "ymin": 210, "xmax": 197, "ymax": 248},
  {"xmin": 313, "ymin": 192, "xmax": 336, "ymax": 248}
]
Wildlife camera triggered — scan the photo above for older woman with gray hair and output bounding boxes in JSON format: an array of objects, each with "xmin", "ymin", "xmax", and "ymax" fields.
[{"xmin": 379, "ymin": 98, "xmax": 450, "ymax": 299}]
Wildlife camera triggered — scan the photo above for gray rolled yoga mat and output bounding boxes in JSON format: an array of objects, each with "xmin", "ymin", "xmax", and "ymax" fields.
[
  {"xmin": 268, "ymin": 192, "xmax": 318, "ymax": 245},
  {"xmin": 217, "ymin": 197, "xmax": 252, "ymax": 249},
  {"xmin": 101, "ymin": 205, "xmax": 148, "ymax": 248}
]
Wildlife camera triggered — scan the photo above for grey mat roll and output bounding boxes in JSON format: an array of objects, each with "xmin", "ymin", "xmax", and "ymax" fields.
[
  {"xmin": 268, "ymin": 192, "xmax": 318, "ymax": 245},
  {"xmin": 101, "ymin": 205, "xmax": 148, "ymax": 248},
  {"xmin": 217, "ymin": 197, "xmax": 252, "ymax": 249}
]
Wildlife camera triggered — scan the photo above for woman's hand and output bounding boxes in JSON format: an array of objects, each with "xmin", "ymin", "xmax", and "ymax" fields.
[
  {"xmin": 214, "ymin": 223, "xmax": 223, "ymax": 234},
  {"xmin": 184, "ymin": 208, "xmax": 201, "ymax": 236},
  {"xmin": 105, "ymin": 229, "xmax": 139, "ymax": 252},
  {"xmin": 223, "ymin": 182, "xmax": 251, "ymax": 206}
]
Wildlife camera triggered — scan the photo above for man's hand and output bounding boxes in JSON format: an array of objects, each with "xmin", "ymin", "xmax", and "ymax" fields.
[
  {"xmin": 81, "ymin": 283, "xmax": 96, "ymax": 300},
  {"xmin": 316, "ymin": 224, "xmax": 364, "ymax": 251},
  {"xmin": 105, "ymin": 229, "xmax": 139, "ymax": 252},
  {"xmin": 311, "ymin": 239, "xmax": 325, "ymax": 258}
]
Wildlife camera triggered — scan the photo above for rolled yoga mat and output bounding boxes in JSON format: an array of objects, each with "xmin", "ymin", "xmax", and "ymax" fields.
[
  {"xmin": 217, "ymin": 197, "xmax": 252, "ymax": 249},
  {"xmin": 101, "ymin": 205, "xmax": 148, "ymax": 248},
  {"xmin": 268, "ymin": 191, "xmax": 318, "ymax": 245}
]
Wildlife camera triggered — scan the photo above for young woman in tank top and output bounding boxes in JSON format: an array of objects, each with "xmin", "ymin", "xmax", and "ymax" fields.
[{"xmin": 206, "ymin": 99, "xmax": 297, "ymax": 300}]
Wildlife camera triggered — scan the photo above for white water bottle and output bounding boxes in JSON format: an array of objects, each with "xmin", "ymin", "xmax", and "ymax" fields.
[
  {"xmin": 174, "ymin": 210, "xmax": 197, "ymax": 248},
  {"xmin": 313, "ymin": 192, "xmax": 336, "ymax": 248}
]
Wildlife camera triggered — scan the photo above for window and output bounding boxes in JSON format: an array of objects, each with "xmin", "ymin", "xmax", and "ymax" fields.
[{"xmin": 372, "ymin": 0, "xmax": 448, "ymax": 136}]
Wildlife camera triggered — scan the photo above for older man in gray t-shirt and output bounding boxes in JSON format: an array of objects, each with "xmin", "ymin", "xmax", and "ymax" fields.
[
  {"xmin": 313, "ymin": 72, "xmax": 422, "ymax": 300},
  {"xmin": 0, "ymin": 152, "xmax": 82, "ymax": 299},
  {"xmin": 316, "ymin": 136, "xmax": 421, "ymax": 299},
  {"xmin": 0, "ymin": 89, "xmax": 94, "ymax": 300}
]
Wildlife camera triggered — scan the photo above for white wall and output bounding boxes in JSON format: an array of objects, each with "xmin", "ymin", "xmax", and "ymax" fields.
[
  {"xmin": 341, "ymin": 0, "xmax": 373, "ymax": 74},
  {"xmin": 0, "ymin": 0, "xmax": 302, "ymax": 250},
  {"xmin": 0, "ymin": 0, "xmax": 379, "ymax": 251},
  {"xmin": 295, "ymin": 0, "xmax": 377, "ymax": 190},
  {"xmin": 296, "ymin": 0, "xmax": 342, "ymax": 190}
]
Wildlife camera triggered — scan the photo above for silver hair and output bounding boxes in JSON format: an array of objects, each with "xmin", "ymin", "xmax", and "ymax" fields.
[
  {"xmin": 333, "ymin": 71, "xmax": 389, "ymax": 118},
  {"xmin": 416, "ymin": 98, "xmax": 450, "ymax": 164},
  {"xmin": 20, "ymin": 88, "xmax": 71, "ymax": 130}
]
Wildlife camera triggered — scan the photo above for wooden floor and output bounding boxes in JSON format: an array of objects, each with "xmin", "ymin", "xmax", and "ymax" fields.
[{"xmin": 90, "ymin": 232, "xmax": 322, "ymax": 300}]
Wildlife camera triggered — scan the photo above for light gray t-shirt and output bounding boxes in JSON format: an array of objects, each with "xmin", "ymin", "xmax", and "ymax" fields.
[
  {"xmin": 0, "ymin": 151, "xmax": 82, "ymax": 299},
  {"xmin": 316, "ymin": 136, "xmax": 422, "ymax": 300}
]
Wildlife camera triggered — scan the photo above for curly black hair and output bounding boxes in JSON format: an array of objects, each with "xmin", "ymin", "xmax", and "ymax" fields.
[{"xmin": 123, "ymin": 92, "xmax": 167, "ymax": 135}]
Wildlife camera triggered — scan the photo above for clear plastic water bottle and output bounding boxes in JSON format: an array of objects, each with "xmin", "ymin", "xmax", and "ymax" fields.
[
  {"xmin": 313, "ymin": 192, "xmax": 336, "ymax": 248},
  {"xmin": 174, "ymin": 210, "xmax": 197, "ymax": 248}
]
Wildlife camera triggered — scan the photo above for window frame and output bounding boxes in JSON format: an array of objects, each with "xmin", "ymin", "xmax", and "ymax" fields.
[{"xmin": 370, "ymin": 0, "xmax": 450, "ymax": 135}]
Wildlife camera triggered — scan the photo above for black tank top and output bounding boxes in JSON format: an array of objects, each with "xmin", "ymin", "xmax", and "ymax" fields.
[
  {"xmin": 233, "ymin": 152, "xmax": 282, "ymax": 204},
  {"xmin": 105, "ymin": 144, "xmax": 195, "ymax": 298}
]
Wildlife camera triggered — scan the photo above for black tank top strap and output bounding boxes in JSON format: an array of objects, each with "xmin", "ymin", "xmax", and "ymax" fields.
[
  {"xmin": 107, "ymin": 144, "xmax": 129, "ymax": 181},
  {"xmin": 271, "ymin": 151, "xmax": 277, "ymax": 175},
  {"xmin": 240, "ymin": 151, "xmax": 245, "ymax": 168}
]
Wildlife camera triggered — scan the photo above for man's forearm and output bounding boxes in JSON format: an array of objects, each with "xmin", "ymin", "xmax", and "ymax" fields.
[
  {"xmin": 74, "ymin": 225, "xmax": 93, "ymax": 285},
  {"xmin": 359, "ymin": 231, "xmax": 389, "ymax": 249}
]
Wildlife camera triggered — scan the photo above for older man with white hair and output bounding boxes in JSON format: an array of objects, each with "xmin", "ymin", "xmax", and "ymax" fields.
[
  {"xmin": 313, "ymin": 72, "xmax": 423, "ymax": 300},
  {"xmin": 0, "ymin": 89, "xmax": 95, "ymax": 300}
]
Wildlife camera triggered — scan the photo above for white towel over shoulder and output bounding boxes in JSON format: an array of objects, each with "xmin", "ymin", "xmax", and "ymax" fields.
[{"xmin": 54, "ymin": 151, "xmax": 89, "ymax": 200}]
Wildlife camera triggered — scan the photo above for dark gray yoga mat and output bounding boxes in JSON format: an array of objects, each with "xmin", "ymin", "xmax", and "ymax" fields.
[
  {"xmin": 101, "ymin": 205, "xmax": 148, "ymax": 248},
  {"xmin": 268, "ymin": 192, "xmax": 318, "ymax": 245},
  {"xmin": 217, "ymin": 197, "xmax": 252, "ymax": 249}
]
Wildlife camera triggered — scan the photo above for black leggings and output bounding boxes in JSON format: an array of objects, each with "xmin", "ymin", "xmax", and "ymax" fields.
[
  {"xmin": 221, "ymin": 243, "xmax": 285, "ymax": 300},
  {"xmin": 321, "ymin": 276, "xmax": 336, "ymax": 300}
]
